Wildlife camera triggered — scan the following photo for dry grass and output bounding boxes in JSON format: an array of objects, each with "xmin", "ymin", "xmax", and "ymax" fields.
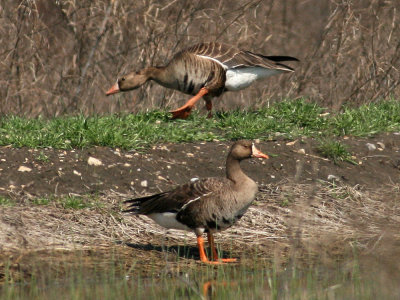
[
  {"xmin": 1, "ymin": 0, "xmax": 399, "ymax": 117},
  {"xmin": 1, "ymin": 181, "xmax": 399, "ymax": 269}
]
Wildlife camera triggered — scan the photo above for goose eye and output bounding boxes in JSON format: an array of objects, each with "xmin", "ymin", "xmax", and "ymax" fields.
[{"xmin": 121, "ymin": 77, "xmax": 126, "ymax": 81}]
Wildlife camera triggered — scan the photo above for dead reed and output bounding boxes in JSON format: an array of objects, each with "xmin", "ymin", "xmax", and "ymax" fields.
[{"xmin": 1, "ymin": 0, "xmax": 399, "ymax": 117}]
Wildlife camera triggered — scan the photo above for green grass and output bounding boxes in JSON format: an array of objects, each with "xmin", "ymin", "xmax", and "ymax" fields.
[
  {"xmin": 0, "ymin": 99, "xmax": 399, "ymax": 149},
  {"xmin": 60, "ymin": 195, "xmax": 101, "ymax": 209},
  {"xmin": 316, "ymin": 139, "xmax": 356, "ymax": 164},
  {"xmin": 0, "ymin": 196, "xmax": 14, "ymax": 206},
  {"xmin": 33, "ymin": 151, "xmax": 49, "ymax": 163},
  {"xmin": 31, "ymin": 197, "xmax": 51, "ymax": 206},
  {"xmin": 0, "ymin": 195, "xmax": 103, "ymax": 209}
]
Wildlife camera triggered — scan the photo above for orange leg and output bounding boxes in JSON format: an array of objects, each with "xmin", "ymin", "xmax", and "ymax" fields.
[
  {"xmin": 197, "ymin": 236, "xmax": 223, "ymax": 265},
  {"xmin": 197, "ymin": 236, "xmax": 209, "ymax": 262},
  {"xmin": 170, "ymin": 87, "xmax": 209, "ymax": 119},
  {"xmin": 205, "ymin": 99, "xmax": 213, "ymax": 119},
  {"xmin": 207, "ymin": 233, "xmax": 237, "ymax": 263},
  {"xmin": 202, "ymin": 280, "xmax": 214, "ymax": 298},
  {"xmin": 202, "ymin": 280, "xmax": 234, "ymax": 298},
  {"xmin": 207, "ymin": 232, "xmax": 219, "ymax": 260}
]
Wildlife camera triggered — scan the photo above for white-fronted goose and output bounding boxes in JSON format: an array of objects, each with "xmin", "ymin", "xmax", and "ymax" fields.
[
  {"xmin": 124, "ymin": 140, "xmax": 269, "ymax": 264},
  {"xmin": 106, "ymin": 42, "xmax": 298, "ymax": 119}
]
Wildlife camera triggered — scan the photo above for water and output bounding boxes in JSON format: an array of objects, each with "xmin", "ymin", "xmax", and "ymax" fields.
[{"xmin": 1, "ymin": 249, "xmax": 399, "ymax": 299}]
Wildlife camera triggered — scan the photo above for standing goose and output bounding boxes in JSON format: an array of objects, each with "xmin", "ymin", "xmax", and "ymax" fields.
[
  {"xmin": 106, "ymin": 42, "xmax": 298, "ymax": 119},
  {"xmin": 124, "ymin": 140, "xmax": 269, "ymax": 264}
]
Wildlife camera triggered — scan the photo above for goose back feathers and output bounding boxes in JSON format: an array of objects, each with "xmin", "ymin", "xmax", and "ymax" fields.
[{"xmin": 125, "ymin": 177, "xmax": 254, "ymax": 233}]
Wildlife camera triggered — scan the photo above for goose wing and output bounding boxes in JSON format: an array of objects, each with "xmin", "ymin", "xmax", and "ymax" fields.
[
  {"xmin": 184, "ymin": 42, "xmax": 298, "ymax": 71},
  {"xmin": 124, "ymin": 177, "xmax": 229, "ymax": 215}
]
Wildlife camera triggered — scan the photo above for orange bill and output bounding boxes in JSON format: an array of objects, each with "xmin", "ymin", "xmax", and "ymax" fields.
[
  {"xmin": 106, "ymin": 82, "xmax": 120, "ymax": 96},
  {"xmin": 251, "ymin": 144, "xmax": 269, "ymax": 159}
]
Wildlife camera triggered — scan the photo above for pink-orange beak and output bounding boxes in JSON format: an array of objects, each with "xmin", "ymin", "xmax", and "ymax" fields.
[
  {"xmin": 106, "ymin": 82, "xmax": 120, "ymax": 96},
  {"xmin": 251, "ymin": 144, "xmax": 269, "ymax": 159}
]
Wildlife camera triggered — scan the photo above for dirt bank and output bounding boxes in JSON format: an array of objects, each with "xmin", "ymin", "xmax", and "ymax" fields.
[{"xmin": 1, "ymin": 134, "xmax": 399, "ymax": 279}]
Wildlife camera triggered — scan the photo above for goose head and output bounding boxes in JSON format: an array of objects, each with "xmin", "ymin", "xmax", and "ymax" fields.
[
  {"xmin": 230, "ymin": 140, "xmax": 269, "ymax": 161},
  {"xmin": 106, "ymin": 70, "xmax": 150, "ymax": 96}
]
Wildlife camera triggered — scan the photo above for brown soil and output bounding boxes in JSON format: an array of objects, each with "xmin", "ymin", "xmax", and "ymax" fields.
[
  {"xmin": 1, "ymin": 134, "xmax": 400, "ymax": 280},
  {"xmin": 1, "ymin": 134, "xmax": 399, "ymax": 196}
]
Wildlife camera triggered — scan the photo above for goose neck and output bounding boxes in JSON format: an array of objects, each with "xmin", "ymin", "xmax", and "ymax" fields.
[{"xmin": 226, "ymin": 156, "xmax": 247, "ymax": 184}]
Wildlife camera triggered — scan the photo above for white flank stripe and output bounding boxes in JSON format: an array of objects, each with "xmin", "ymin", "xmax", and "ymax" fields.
[
  {"xmin": 180, "ymin": 196, "xmax": 201, "ymax": 210},
  {"xmin": 225, "ymin": 67, "xmax": 283, "ymax": 91},
  {"xmin": 148, "ymin": 212, "xmax": 191, "ymax": 231},
  {"xmin": 147, "ymin": 190, "xmax": 212, "ymax": 232},
  {"xmin": 180, "ymin": 192, "xmax": 212, "ymax": 210},
  {"xmin": 196, "ymin": 54, "xmax": 228, "ymax": 69}
]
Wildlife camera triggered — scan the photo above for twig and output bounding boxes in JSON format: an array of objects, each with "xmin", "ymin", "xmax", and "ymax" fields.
[{"xmin": 71, "ymin": 1, "xmax": 115, "ymax": 110}]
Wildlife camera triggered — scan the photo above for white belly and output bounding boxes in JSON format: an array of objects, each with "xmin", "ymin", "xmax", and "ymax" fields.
[
  {"xmin": 148, "ymin": 212, "xmax": 192, "ymax": 231},
  {"xmin": 225, "ymin": 67, "xmax": 283, "ymax": 91}
]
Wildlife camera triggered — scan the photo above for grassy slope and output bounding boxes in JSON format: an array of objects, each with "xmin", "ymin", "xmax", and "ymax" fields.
[
  {"xmin": 1, "ymin": 99, "xmax": 399, "ymax": 298},
  {"xmin": 0, "ymin": 99, "xmax": 399, "ymax": 150}
]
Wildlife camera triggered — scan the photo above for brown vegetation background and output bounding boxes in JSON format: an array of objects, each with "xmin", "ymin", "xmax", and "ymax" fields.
[{"xmin": 1, "ymin": 0, "xmax": 399, "ymax": 117}]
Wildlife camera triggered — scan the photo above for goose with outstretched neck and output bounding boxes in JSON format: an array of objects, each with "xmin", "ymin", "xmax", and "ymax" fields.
[
  {"xmin": 124, "ymin": 140, "xmax": 269, "ymax": 264},
  {"xmin": 106, "ymin": 42, "xmax": 298, "ymax": 119}
]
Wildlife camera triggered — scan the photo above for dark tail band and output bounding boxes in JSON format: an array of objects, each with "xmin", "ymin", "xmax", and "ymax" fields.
[{"xmin": 265, "ymin": 56, "xmax": 299, "ymax": 62}]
